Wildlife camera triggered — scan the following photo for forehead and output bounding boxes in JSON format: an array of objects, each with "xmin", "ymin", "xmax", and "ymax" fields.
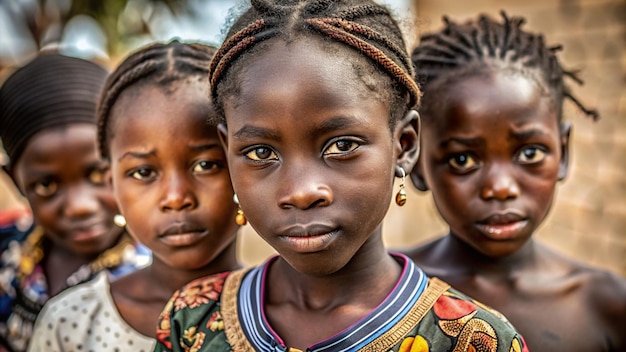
[
  {"xmin": 13, "ymin": 124, "xmax": 99, "ymax": 180},
  {"xmin": 108, "ymin": 81, "xmax": 218, "ymax": 152},
  {"xmin": 111, "ymin": 80, "xmax": 211, "ymax": 131},
  {"xmin": 425, "ymin": 69, "xmax": 558, "ymax": 132},
  {"xmin": 228, "ymin": 37, "xmax": 386, "ymax": 118},
  {"xmin": 18, "ymin": 124, "xmax": 98, "ymax": 163}
]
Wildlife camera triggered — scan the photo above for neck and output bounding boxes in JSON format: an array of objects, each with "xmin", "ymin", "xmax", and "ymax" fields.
[
  {"xmin": 44, "ymin": 238, "xmax": 99, "ymax": 267},
  {"xmin": 268, "ymin": 233, "xmax": 401, "ymax": 310},
  {"xmin": 147, "ymin": 240, "xmax": 240, "ymax": 295},
  {"xmin": 442, "ymin": 233, "xmax": 538, "ymax": 275}
]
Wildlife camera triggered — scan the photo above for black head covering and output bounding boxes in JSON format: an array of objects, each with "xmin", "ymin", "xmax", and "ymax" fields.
[{"xmin": 0, "ymin": 53, "xmax": 108, "ymax": 166}]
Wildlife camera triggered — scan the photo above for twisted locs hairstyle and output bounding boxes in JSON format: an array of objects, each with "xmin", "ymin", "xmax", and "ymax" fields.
[
  {"xmin": 208, "ymin": 0, "xmax": 421, "ymax": 127},
  {"xmin": 412, "ymin": 11, "xmax": 598, "ymax": 122},
  {"xmin": 97, "ymin": 40, "xmax": 217, "ymax": 158}
]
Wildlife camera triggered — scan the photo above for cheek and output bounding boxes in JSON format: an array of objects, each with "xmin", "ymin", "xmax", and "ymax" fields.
[
  {"xmin": 201, "ymin": 177, "xmax": 236, "ymax": 213},
  {"xmin": 27, "ymin": 198, "xmax": 56, "ymax": 223},
  {"xmin": 112, "ymin": 179, "xmax": 141, "ymax": 217},
  {"xmin": 95, "ymin": 187, "xmax": 119, "ymax": 213}
]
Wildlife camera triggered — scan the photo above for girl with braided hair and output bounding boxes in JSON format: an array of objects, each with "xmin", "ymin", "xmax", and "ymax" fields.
[
  {"xmin": 155, "ymin": 1, "xmax": 527, "ymax": 351},
  {"xmin": 28, "ymin": 41, "xmax": 242, "ymax": 351},
  {"xmin": 0, "ymin": 52, "xmax": 148, "ymax": 352},
  {"xmin": 404, "ymin": 11, "xmax": 626, "ymax": 351}
]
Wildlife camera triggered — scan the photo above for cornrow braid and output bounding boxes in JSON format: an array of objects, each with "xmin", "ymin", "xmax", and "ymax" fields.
[
  {"xmin": 97, "ymin": 40, "xmax": 217, "ymax": 158},
  {"xmin": 209, "ymin": 0, "xmax": 420, "ymax": 125},
  {"xmin": 412, "ymin": 11, "xmax": 598, "ymax": 121}
]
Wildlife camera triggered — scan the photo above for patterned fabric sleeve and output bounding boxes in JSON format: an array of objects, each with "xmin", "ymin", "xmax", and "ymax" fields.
[
  {"xmin": 154, "ymin": 272, "xmax": 232, "ymax": 352},
  {"xmin": 392, "ymin": 287, "xmax": 529, "ymax": 352}
]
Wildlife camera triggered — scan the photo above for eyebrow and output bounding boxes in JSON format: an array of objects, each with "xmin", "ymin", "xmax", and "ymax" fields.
[
  {"xmin": 316, "ymin": 116, "xmax": 359, "ymax": 135},
  {"xmin": 232, "ymin": 116, "xmax": 360, "ymax": 141},
  {"xmin": 189, "ymin": 143, "xmax": 221, "ymax": 152},
  {"xmin": 117, "ymin": 143, "xmax": 221, "ymax": 162},
  {"xmin": 118, "ymin": 150, "xmax": 156, "ymax": 162},
  {"xmin": 441, "ymin": 137, "xmax": 485, "ymax": 148},
  {"xmin": 509, "ymin": 128, "xmax": 550, "ymax": 141},
  {"xmin": 233, "ymin": 125, "xmax": 281, "ymax": 141}
]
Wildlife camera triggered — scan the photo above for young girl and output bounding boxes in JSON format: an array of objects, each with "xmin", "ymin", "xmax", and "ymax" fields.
[
  {"xmin": 27, "ymin": 41, "xmax": 242, "ymax": 351},
  {"xmin": 155, "ymin": 1, "xmax": 527, "ymax": 351},
  {"xmin": 405, "ymin": 12, "xmax": 626, "ymax": 351},
  {"xmin": 0, "ymin": 53, "xmax": 146, "ymax": 352}
]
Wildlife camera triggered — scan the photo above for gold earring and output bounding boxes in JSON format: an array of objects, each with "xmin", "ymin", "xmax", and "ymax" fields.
[
  {"xmin": 233, "ymin": 194, "xmax": 247, "ymax": 226},
  {"xmin": 113, "ymin": 214, "xmax": 126, "ymax": 228},
  {"xmin": 395, "ymin": 167, "xmax": 407, "ymax": 206}
]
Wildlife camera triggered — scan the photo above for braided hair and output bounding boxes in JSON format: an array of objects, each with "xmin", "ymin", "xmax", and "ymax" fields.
[
  {"xmin": 412, "ymin": 11, "xmax": 598, "ymax": 122},
  {"xmin": 97, "ymin": 40, "xmax": 217, "ymax": 158},
  {"xmin": 209, "ymin": 0, "xmax": 421, "ymax": 128}
]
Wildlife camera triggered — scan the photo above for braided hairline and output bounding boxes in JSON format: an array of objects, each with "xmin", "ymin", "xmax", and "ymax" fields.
[
  {"xmin": 97, "ymin": 42, "xmax": 215, "ymax": 159},
  {"xmin": 208, "ymin": 0, "xmax": 420, "ymax": 121},
  {"xmin": 320, "ymin": 18, "xmax": 414, "ymax": 77},
  {"xmin": 307, "ymin": 18, "xmax": 420, "ymax": 108},
  {"xmin": 412, "ymin": 11, "xmax": 598, "ymax": 121},
  {"xmin": 209, "ymin": 19, "xmax": 268, "ymax": 84},
  {"xmin": 97, "ymin": 61, "xmax": 161, "ymax": 158}
]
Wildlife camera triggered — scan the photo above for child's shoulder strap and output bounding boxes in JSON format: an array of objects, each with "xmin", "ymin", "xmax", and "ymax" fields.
[
  {"xmin": 358, "ymin": 277, "xmax": 451, "ymax": 352},
  {"xmin": 222, "ymin": 267, "xmax": 256, "ymax": 352}
]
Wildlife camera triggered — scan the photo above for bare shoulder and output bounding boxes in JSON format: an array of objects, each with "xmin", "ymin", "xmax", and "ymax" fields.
[
  {"xmin": 577, "ymin": 263, "xmax": 626, "ymax": 317},
  {"xmin": 553, "ymin": 250, "xmax": 626, "ymax": 342},
  {"xmin": 398, "ymin": 236, "xmax": 444, "ymax": 262},
  {"xmin": 398, "ymin": 236, "xmax": 448, "ymax": 274}
]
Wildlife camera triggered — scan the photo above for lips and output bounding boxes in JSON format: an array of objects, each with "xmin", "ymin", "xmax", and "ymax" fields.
[
  {"xmin": 475, "ymin": 211, "xmax": 528, "ymax": 240},
  {"xmin": 278, "ymin": 223, "xmax": 339, "ymax": 253},
  {"xmin": 158, "ymin": 223, "xmax": 209, "ymax": 247},
  {"xmin": 66, "ymin": 222, "xmax": 109, "ymax": 242}
]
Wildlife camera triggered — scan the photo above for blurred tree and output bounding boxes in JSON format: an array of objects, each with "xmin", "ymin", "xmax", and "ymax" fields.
[{"xmin": 0, "ymin": 0, "xmax": 192, "ymax": 69}]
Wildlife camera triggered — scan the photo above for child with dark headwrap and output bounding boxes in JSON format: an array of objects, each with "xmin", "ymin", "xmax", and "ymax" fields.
[{"xmin": 0, "ymin": 52, "xmax": 149, "ymax": 352}]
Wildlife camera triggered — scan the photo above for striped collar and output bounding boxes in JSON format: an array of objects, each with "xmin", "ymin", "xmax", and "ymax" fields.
[{"xmin": 236, "ymin": 253, "xmax": 428, "ymax": 352}]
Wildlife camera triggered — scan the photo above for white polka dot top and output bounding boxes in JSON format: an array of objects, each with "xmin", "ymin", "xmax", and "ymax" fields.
[{"xmin": 26, "ymin": 271, "xmax": 155, "ymax": 351}]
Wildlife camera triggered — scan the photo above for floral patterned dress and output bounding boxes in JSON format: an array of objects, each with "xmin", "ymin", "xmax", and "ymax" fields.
[
  {"xmin": 155, "ymin": 272, "xmax": 231, "ymax": 352},
  {"xmin": 0, "ymin": 224, "xmax": 149, "ymax": 352},
  {"xmin": 154, "ymin": 254, "xmax": 529, "ymax": 352}
]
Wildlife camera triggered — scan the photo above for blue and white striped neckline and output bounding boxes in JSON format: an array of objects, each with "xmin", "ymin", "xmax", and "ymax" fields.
[{"xmin": 236, "ymin": 253, "xmax": 428, "ymax": 352}]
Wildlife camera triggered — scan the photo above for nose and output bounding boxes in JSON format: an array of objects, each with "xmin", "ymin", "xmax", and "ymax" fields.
[
  {"xmin": 277, "ymin": 165, "xmax": 333, "ymax": 210},
  {"xmin": 159, "ymin": 173, "xmax": 198, "ymax": 212},
  {"xmin": 480, "ymin": 163, "xmax": 520, "ymax": 201},
  {"xmin": 63, "ymin": 183, "xmax": 100, "ymax": 219}
]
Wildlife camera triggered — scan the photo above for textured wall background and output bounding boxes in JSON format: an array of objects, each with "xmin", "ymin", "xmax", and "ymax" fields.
[{"xmin": 1, "ymin": 0, "xmax": 624, "ymax": 277}]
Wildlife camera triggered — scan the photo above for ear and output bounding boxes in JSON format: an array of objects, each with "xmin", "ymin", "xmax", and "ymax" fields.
[
  {"xmin": 558, "ymin": 122, "xmax": 572, "ymax": 181},
  {"xmin": 217, "ymin": 123, "xmax": 229, "ymax": 150},
  {"xmin": 394, "ymin": 110, "xmax": 420, "ymax": 177},
  {"xmin": 104, "ymin": 162, "xmax": 113, "ymax": 188}
]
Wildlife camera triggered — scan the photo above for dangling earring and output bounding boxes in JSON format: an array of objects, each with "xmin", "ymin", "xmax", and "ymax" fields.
[
  {"xmin": 395, "ymin": 167, "xmax": 407, "ymax": 206},
  {"xmin": 113, "ymin": 214, "xmax": 127, "ymax": 228},
  {"xmin": 233, "ymin": 194, "xmax": 247, "ymax": 226}
]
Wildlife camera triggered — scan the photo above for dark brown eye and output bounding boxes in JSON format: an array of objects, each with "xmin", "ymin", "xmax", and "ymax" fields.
[
  {"xmin": 193, "ymin": 160, "xmax": 219, "ymax": 173},
  {"xmin": 245, "ymin": 147, "xmax": 277, "ymax": 161},
  {"xmin": 130, "ymin": 168, "xmax": 157, "ymax": 180},
  {"xmin": 88, "ymin": 169, "xmax": 105, "ymax": 185},
  {"xmin": 33, "ymin": 179, "xmax": 58, "ymax": 197},
  {"xmin": 324, "ymin": 140, "xmax": 359, "ymax": 155},
  {"xmin": 448, "ymin": 153, "xmax": 478, "ymax": 172},
  {"xmin": 517, "ymin": 146, "xmax": 546, "ymax": 164}
]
